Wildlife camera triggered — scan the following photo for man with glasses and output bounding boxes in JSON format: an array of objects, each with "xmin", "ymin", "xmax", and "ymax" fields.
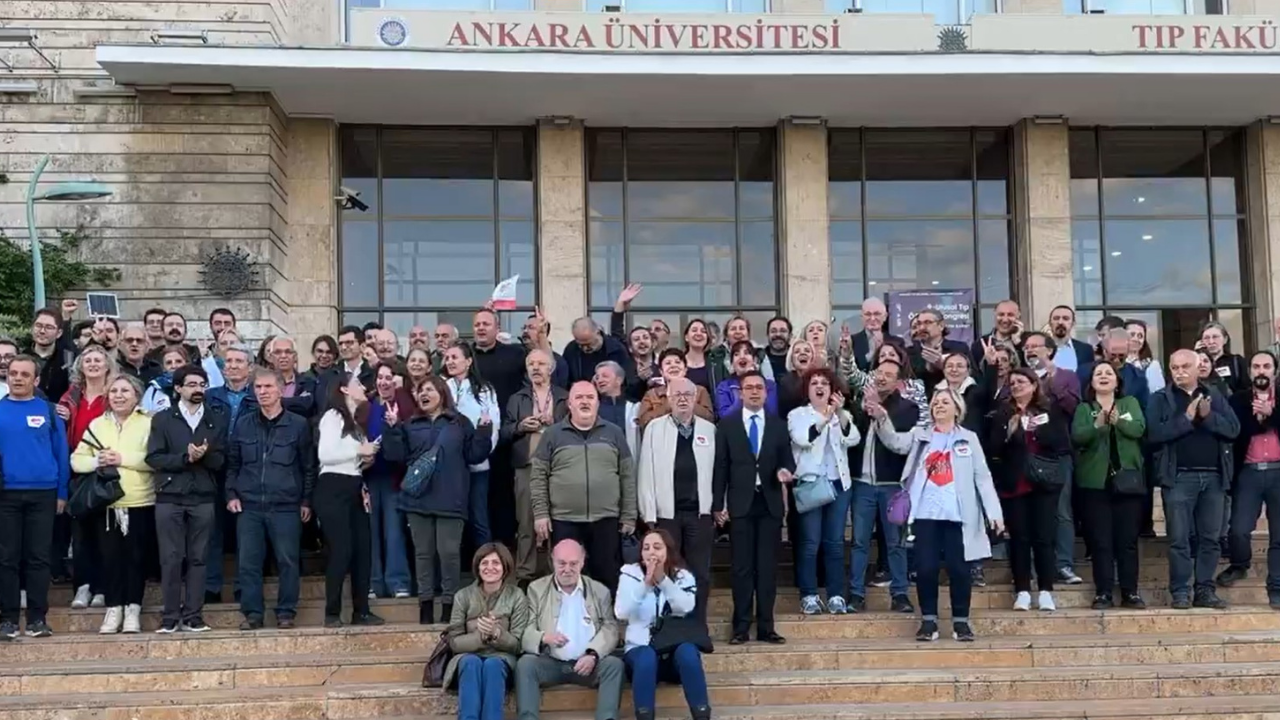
[
  {"xmin": 24, "ymin": 307, "xmax": 76, "ymax": 404},
  {"xmin": 204, "ymin": 346, "xmax": 256, "ymax": 604},
  {"xmin": 0, "ymin": 339, "xmax": 19, "ymax": 401},
  {"xmin": 906, "ymin": 309, "xmax": 971, "ymax": 390},
  {"xmin": 146, "ymin": 365, "xmax": 229, "ymax": 633},
  {"xmin": 851, "ymin": 298, "xmax": 897, "ymax": 372},
  {"xmin": 116, "ymin": 323, "xmax": 162, "ymax": 385},
  {"xmin": 268, "ymin": 336, "xmax": 316, "ymax": 418}
]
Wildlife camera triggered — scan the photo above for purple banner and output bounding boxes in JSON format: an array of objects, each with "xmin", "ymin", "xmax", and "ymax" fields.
[{"xmin": 886, "ymin": 288, "xmax": 975, "ymax": 345}]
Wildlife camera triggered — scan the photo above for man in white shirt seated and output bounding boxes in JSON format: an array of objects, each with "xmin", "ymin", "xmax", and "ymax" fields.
[{"xmin": 517, "ymin": 539, "xmax": 624, "ymax": 720}]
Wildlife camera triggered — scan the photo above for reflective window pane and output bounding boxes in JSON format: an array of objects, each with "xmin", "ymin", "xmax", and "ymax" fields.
[
  {"xmin": 1099, "ymin": 130, "xmax": 1208, "ymax": 217},
  {"xmin": 627, "ymin": 131, "xmax": 736, "ymax": 221},
  {"xmin": 382, "ymin": 129, "xmax": 496, "ymax": 217},
  {"xmin": 380, "ymin": 0, "xmax": 533, "ymax": 8},
  {"xmin": 500, "ymin": 221, "xmax": 537, "ymax": 307},
  {"xmin": 340, "ymin": 127, "xmax": 378, "ymax": 218},
  {"xmin": 588, "ymin": 0, "xmax": 727, "ymax": 9},
  {"xmin": 588, "ymin": 130, "xmax": 624, "ymax": 219},
  {"xmin": 626, "ymin": 222, "xmax": 736, "ymax": 307},
  {"xmin": 589, "ymin": 220, "xmax": 625, "ymax": 309},
  {"xmin": 977, "ymin": 219, "xmax": 1011, "ymax": 304},
  {"xmin": 975, "ymin": 130, "xmax": 1009, "ymax": 216},
  {"xmin": 497, "ymin": 129, "xmax": 535, "ymax": 219},
  {"xmin": 864, "ymin": 130, "xmax": 973, "ymax": 218},
  {"xmin": 739, "ymin": 130, "xmax": 776, "ymax": 221},
  {"xmin": 384, "ymin": 220, "xmax": 497, "ymax": 307},
  {"xmin": 741, "ymin": 221, "xmax": 777, "ymax": 307},
  {"xmin": 830, "ymin": 220, "xmax": 864, "ymax": 309},
  {"xmin": 829, "ymin": 130, "xmax": 862, "ymax": 220},
  {"xmin": 1071, "ymin": 219, "xmax": 1104, "ymax": 307},
  {"xmin": 342, "ymin": 311, "xmax": 380, "ymax": 329},
  {"xmin": 865, "ymin": 220, "xmax": 976, "ymax": 295},
  {"xmin": 1213, "ymin": 218, "xmax": 1244, "ymax": 305},
  {"xmin": 342, "ymin": 222, "xmax": 380, "ymax": 308},
  {"xmin": 1069, "ymin": 129, "xmax": 1100, "ymax": 217},
  {"xmin": 1209, "ymin": 130, "xmax": 1246, "ymax": 216},
  {"xmin": 1102, "ymin": 219, "xmax": 1213, "ymax": 306}
]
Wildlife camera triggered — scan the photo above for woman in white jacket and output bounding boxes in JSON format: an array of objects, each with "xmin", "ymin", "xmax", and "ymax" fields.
[
  {"xmin": 442, "ymin": 344, "xmax": 500, "ymax": 547},
  {"xmin": 315, "ymin": 378, "xmax": 385, "ymax": 628},
  {"xmin": 615, "ymin": 528, "xmax": 711, "ymax": 720},
  {"xmin": 876, "ymin": 388, "xmax": 1004, "ymax": 643},
  {"xmin": 787, "ymin": 367, "xmax": 862, "ymax": 615}
]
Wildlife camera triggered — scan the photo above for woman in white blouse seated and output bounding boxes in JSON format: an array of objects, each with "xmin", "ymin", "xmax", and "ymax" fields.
[
  {"xmin": 876, "ymin": 389, "xmax": 1004, "ymax": 644},
  {"xmin": 615, "ymin": 528, "xmax": 711, "ymax": 720}
]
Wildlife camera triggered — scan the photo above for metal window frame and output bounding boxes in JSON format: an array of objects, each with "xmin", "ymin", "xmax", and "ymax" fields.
[
  {"xmin": 336, "ymin": 124, "xmax": 540, "ymax": 326},
  {"xmin": 585, "ymin": 127, "xmax": 782, "ymax": 317}
]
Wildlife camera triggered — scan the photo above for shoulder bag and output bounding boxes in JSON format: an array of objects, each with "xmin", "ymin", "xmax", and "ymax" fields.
[
  {"xmin": 421, "ymin": 631, "xmax": 452, "ymax": 688},
  {"xmin": 792, "ymin": 473, "xmax": 837, "ymax": 514},
  {"xmin": 68, "ymin": 425, "xmax": 125, "ymax": 518},
  {"xmin": 401, "ymin": 425, "xmax": 445, "ymax": 499},
  {"xmin": 1107, "ymin": 423, "xmax": 1145, "ymax": 496},
  {"xmin": 1026, "ymin": 454, "xmax": 1068, "ymax": 491},
  {"xmin": 650, "ymin": 597, "xmax": 713, "ymax": 655}
]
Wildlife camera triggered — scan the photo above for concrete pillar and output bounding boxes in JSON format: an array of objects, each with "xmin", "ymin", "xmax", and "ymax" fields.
[
  {"xmin": 1245, "ymin": 123, "xmax": 1280, "ymax": 343},
  {"xmin": 537, "ymin": 120, "xmax": 588, "ymax": 349},
  {"xmin": 780, "ymin": 120, "xmax": 831, "ymax": 325},
  {"xmin": 279, "ymin": 117, "xmax": 339, "ymax": 359},
  {"xmin": 1013, "ymin": 119, "xmax": 1073, "ymax": 325}
]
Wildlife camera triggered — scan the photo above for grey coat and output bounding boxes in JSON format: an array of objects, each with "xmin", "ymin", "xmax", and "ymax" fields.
[{"xmin": 877, "ymin": 422, "xmax": 1004, "ymax": 562}]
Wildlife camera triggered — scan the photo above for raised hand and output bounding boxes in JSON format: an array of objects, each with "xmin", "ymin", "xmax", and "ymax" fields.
[{"xmin": 616, "ymin": 283, "xmax": 643, "ymax": 310}]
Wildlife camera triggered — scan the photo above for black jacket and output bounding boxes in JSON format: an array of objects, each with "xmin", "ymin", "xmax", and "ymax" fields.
[
  {"xmin": 25, "ymin": 341, "xmax": 74, "ymax": 407},
  {"xmin": 384, "ymin": 412, "xmax": 492, "ymax": 518},
  {"xmin": 502, "ymin": 385, "xmax": 569, "ymax": 468},
  {"xmin": 849, "ymin": 391, "xmax": 919, "ymax": 486},
  {"xmin": 852, "ymin": 330, "xmax": 902, "ymax": 372},
  {"xmin": 473, "ymin": 342, "xmax": 528, "ymax": 409},
  {"xmin": 1211, "ymin": 353, "xmax": 1249, "ymax": 396},
  {"xmin": 117, "ymin": 353, "xmax": 163, "ymax": 385},
  {"xmin": 226, "ymin": 407, "xmax": 318, "ymax": 510},
  {"xmin": 908, "ymin": 340, "xmax": 972, "ymax": 391},
  {"xmin": 1147, "ymin": 384, "xmax": 1241, "ymax": 489},
  {"xmin": 145, "ymin": 341, "xmax": 201, "ymax": 365},
  {"xmin": 712, "ymin": 410, "xmax": 795, "ymax": 520},
  {"xmin": 562, "ymin": 334, "xmax": 633, "ymax": 387},
  {"xmin": 145, "ymin": 400, "xmax": 230, "ymax": 505},
  {"xmin": 986, "ymin": 401, "xmax": 1073, "ymax": 495}
]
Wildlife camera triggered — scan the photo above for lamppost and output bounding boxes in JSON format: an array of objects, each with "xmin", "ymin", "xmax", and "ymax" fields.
[{"xmin": 25, "ymin": 154, "xmax": 113, "ymax": 311}]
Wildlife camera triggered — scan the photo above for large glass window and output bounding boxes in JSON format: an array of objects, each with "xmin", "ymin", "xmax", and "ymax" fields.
[
  {"xmin": 824, "ymin": 0, "xmax": 996, "ymax": 25},
  {"xmin": 1069, "ymin": 127, "xmax": 1250, "ymax": 353},
  {"xmin": 587, "ymin": 0, "xmax": 768, "ymax": 9},
  {"xmin": 349, "ymin": 0, "xmax": 532, "ymax": 9},
  {"xmin": 1062, "ymin": 0, "xmax": 1224, "ymax": 13},
  {"xmin": 587, "ymin": 128, "xmax": 778, "ymax": 340},
  {"xmin": 829, "ymin": 128, "xmax": 1013, "ymax": 333},
  {"xmin": 339, "ymin": 126, "xmax": 537, "ymax": 340}
]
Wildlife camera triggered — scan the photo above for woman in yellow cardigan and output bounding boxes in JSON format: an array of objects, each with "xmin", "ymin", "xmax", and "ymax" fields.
[{"xmin": 71, "ymin": 374, "xmax": 155, "ymax": 635}]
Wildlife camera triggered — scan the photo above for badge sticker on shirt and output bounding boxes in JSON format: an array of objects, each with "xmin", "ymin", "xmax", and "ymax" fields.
[
  {"xmin": 954, "ymin": 440, "xmax": 972, "ymax": 457},
  {"xmin": 1120, "ymin": 412, "xmax": 1133, "ymax": 421},
  {"xmin": 1029, "ymin": 413, "xmax": 1049, "ymax": 428},
  {"xmin": 26, "ymin": 415, "xmax": 45, "ymax": 429},
  {"xmin": 1216, "ymin": 366, "xmax": 1232, "ymax": 378},
  {"xmin": 925, "ymin": 450, "xmax": 954, "ymax": 486},
  {"xmin": 694, "ymin": 435, "xmax": 710, "ymax": 447}
]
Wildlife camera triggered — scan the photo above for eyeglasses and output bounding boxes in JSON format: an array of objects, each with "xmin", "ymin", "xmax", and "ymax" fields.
[
  {"xmin": 32, "ymin": 323, "xmax": 58, "ymax": 332},
  {"xmin": 124, "ymin": 338, "xmax": 146, "ymax": 344},
  {"xmin": 671, "ymin": 391, "xmax": 696, "ymax": 399}
]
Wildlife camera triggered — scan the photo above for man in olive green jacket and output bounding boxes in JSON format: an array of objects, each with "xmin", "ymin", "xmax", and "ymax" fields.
[
  {"xmin": 516, "ymin": 539, "xmax": 623, "ymax": 720},
  {"xmin": 530, "ymin": 381, "xmax": 637, "ymax": 591}
]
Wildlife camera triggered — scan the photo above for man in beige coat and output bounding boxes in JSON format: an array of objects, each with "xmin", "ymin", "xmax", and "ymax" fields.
[{"xmin": 516, "ymin": 539, "xmax": 623, "ymax": 720}]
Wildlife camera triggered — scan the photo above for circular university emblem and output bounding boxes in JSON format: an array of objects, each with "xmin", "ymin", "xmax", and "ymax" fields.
[{"xmin": 377, "ymin": 17, "xmax": 408, "ymax": 47}]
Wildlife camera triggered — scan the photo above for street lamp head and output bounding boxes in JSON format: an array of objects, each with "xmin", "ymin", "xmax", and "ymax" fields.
[{"xmin": 34, "ymin": 181, "xmax": 113, "ymax": 202}]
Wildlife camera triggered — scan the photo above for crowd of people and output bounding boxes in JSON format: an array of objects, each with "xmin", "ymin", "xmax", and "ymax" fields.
[{"xmin": 0, "ymin": 284, "xmax": 1277, "ymax": 720}]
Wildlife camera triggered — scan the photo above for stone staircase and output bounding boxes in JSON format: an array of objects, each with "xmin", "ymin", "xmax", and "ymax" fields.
[{"xmin": 3, "ymin": 534, "xmax": 1279, "ymax": 720}]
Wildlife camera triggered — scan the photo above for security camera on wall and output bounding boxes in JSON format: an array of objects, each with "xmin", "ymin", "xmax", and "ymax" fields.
[{"xmin": 336, "ymin": 186, "xmax": 369, "ymax": 212}]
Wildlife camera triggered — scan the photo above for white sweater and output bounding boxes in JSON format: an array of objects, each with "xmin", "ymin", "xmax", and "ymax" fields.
[
  {"xmin": 787, "ymin": 404, "xmax": 862, "ymax": 492},
  {"xmin": 317, "ymin": 409, "xmax": 364, "ymax": 477},
  {"xmin": 614, "ymin": 564, "xmax": 698, "ymax": 651}
]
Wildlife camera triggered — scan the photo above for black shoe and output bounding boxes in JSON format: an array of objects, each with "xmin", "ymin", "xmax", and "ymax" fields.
[
  {"xmin": 0, "ymin": 621, "xmax": 18, "ymax": 641},
  {"xmin": 240, "ymin": 616, "xmax": 263, "ymax": 631},
  {"xmin": 1121, "ymin": 592, "xmax": 1147, "ymax": 610},
  {"xmin": 1091, "ymin": 594, "xmax": 1114, "ymax": 610},
  {"xmin": 759, "ymin": 631, "xmax": 786, "ymax": 645},
  {"xmin": 970, "ymin": 566, "xmax": 987, "ymax": 587},
  {"xmin": 869, "ymin": 569, "xmax": 891, "ymax": 588},
  {"xmin": 692, "ymin": 705, "xmax": 711, "ymax": 720},
  {"xmin": 891, "ymin": 594, "xmax": 915, "ymax": 614},
  {"xmin": 729, "ymin": 632, "xmax": 749, "ymax": 645},
  {"xmin": 419, "ymin": 600, "xmax": 434, "ymax": 625},
  {"xmin": 847, "ymin": 595, "xmax": 867, "ymax": 614},
  {"xmin": 1171, "ymin": 595, "xmax": 1192, "ymax": 610},
  {"xmin": 1269, "ymin": 595, "xmax": 1280, "ymax": 611},
  {"xmin": 635, "ymin": 708, "xmax": 656, "ymax": 720},
  {"xmin": 181, "ymin": 617, "xmax": 211, "ymax": 633},
  {"xmin": 915, "ymin": 620, "xmax": 939, "ymax": 642},
  {"xmin": 351, "ymin": 612, "xmax": 385, "ymax": 627},
  {"xmin": 1216, "ymin": 565, "xmax": 1247, "ymax": 587},
  {"xmin": 1193, "ymin": 590, "xmax": 1228, "ymax": 610},
  {"xmin": 952, "ymin": 621, "xmax": 975, "ymax": 642},
  {"xmin": 204, "ymin": 591, "xmax": 223, "ymax": 605},
  {"xmin": 324, "ymin": 616, "xmax": 343, "ymax": 629},
  {"xmin": 233, "ymin": 589, "xmax": 241, "ymax": 603},
  {"xmin": 440, "ymin": 603, "xmax": 453, "ymax": 625},
  {"xmin": 1139, "ymin": 528, "xmax": 1157, "ymax": 539},
  {"xmin": 157, "ymin": 619, "xmax": 180, "ymax": 634},
  {"xmin": 25, "ymin": 620, "xmax": 52, "ymax": 638},
  {"xmin": 276, "ymin": 615, "xmax": 297, "ymax": 629}
]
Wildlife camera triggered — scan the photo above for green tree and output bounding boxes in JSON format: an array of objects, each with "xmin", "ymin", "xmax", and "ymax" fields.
[{"xmin": 0, "ymin": 226, "xmax": 121, "ymax": 341}]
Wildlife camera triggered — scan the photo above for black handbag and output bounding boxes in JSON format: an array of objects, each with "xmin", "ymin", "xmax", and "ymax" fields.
[
  {"xmin": 651, "ymin": 606, "xmax": 713, "ymax": 655},
  {"xmin": 1108, "ymin": 425, "xmax": 1145, "ymax": 496},
  {"xmin": 1026, "ymin": 454, "xmax": 1068, "ymax": 491},
  {"xmin": 421, "ymin": 631, "xmax": 452, "ymax": 688},
  {"xmin": 68, "ymin": 427, "xmax": 124, "ymax": 518}
]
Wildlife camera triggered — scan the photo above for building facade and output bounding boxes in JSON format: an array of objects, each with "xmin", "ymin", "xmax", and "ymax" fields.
[{"xmin": 3, "ymin": 0, "xmax": 1280, "ymax": 358}]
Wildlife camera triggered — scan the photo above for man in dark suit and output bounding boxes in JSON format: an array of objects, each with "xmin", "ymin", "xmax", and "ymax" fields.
[
  {"xmin": 906, "ymin": 309, "xmax": 971, "ymax": 389},
  {"xmin": 851, "ymin": 298, "xmax": 901, "ymax": 372},
  {"xmin": 1048, "ymin": 305, "xmax": 1095, "ymax": 374},
  {"xmin": 712, "ymin": 370, "xmax": 796, "ymax": 646}
]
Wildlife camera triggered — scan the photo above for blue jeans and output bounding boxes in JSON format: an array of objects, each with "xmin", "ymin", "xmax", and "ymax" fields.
[
  {"xmin": 1164, "ymin": 471, "xmax": 1225, "ymax": 598},
  {"xmin": 797, "ymin": 481, "xmax": 852, "ymax": 598},
  {"xmin": 623, "ymin": 644, "xmax": 710, "ymax": 714},
  {"xmin": 849, "ymin": 483, "xmax": 908, "ymax": 599},
  {"xmin": 368, "ymin": 475, "xmax": 410, "ymax": 596},
  {"xmin": 1055, "ymin": 458, "xmax": 1075, "ymax": 570},
  {"xmin": 468, "ymin": 470, "xmax": 491, "ymax": 547},
  {"xmin": 1228, "ymin": 464, "xmax": 1280, "ymax": 592},
  {"xmin": 236, "ymin": 508, "xmax": 301, "ymax": 620},
  {"xmin": 456, "ymin": 654, "xmax": 509, "ymax": 720}
]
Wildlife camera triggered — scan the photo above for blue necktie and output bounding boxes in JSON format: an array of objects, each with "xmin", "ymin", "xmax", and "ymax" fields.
[{"xmin": 749, "ymin": 414, "xmax": 760, "ymax": 457}]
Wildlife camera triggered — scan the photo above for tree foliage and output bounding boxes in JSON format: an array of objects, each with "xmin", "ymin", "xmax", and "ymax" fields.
[{"xmin": 0, "ymin": 226, "xmax": 121, "ymax": 341}]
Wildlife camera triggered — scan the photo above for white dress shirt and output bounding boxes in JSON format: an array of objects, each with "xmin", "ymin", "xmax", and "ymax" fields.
[
  {"xmin": 742, "ymin": 406, "xmax": 766, "ymax": 487},
  {"xmin": 552, "ymin": 580, "xmax": 592, "ymax": 661}
]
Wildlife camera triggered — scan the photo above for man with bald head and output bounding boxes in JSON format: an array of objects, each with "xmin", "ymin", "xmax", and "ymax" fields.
[
  {"xmin": 502, "ymin": 349, "xmax": 569, "ymax": 582},
  {"xmin": 563, "ymin": 317, "xmax": 631, "ymax": 386},
  {"xmin": 1147, "ymin": 348, "xmax": 1240, "ymax": 611},
  {"xmin": 850, "ymin": 298, "xmax": 899, "ymax": 372},
  {"xmin": 517, "ymin": 538, "xmax": 623, "ymax": 720},
  {"xmin": 1077, "ymin": 328, "xmax": 1151, "ymax": 411},
  {"xmin": 531, "ymin": 381, "xmax": 636, "ymax": 592}
]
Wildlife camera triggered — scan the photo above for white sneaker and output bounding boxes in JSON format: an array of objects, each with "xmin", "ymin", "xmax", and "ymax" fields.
[
  {"xmin": 393, "ymin": 591, "xmax": 411, "ymax": 599},
  {"xmin": 72, "ymin": 585, "xmax": 91, "ymax": 609},
  {"xmin": 100, "ymin": 606, "xmax": 124, "ymax": 634},
  {"xmin": 122, "ymin": 604, "xmax": 142, "ymax": 633},
  {"xmin": 1013, "ymin": 591, "xmax": 1032, "ymax": 611},
  {"xmin": 19, "ymin": 590, "xmax": 26, "ymax": 609},
  {"xmin": 90, "ymin": 594, "xmax": 105, "ymax": 608},
  {"xmin": 368, "ymin": 591, "xmax": 377, "ymax": 600},
  {"xmin": 1037, "ymin": 591, "xmax": 1056, "ymax": 612}
]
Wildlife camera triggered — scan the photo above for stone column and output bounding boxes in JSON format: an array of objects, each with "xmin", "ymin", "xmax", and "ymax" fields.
[
  {"xmin": 538, "ymin": 119, "xmax": 587, "ymax": 349},
  {"xmin": 780, "ymin": 120, "xmax": 831, "ymax": 325},
  {"xmin": 1013, "ymin": 119, "xmax": 1072, "ymax": 325},
  {"xmin": 280, "ymin": 117, "xmax": 339, "ymax": 358},
  {"xmin": 1245, "ymin": 122, "xmax": 1280, "ymax": 343}
]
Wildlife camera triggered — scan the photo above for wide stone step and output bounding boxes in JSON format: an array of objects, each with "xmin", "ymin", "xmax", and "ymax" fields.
[{"xmin": 8, "ymin": 631, "xmax": 1280, "ymax": 692}]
